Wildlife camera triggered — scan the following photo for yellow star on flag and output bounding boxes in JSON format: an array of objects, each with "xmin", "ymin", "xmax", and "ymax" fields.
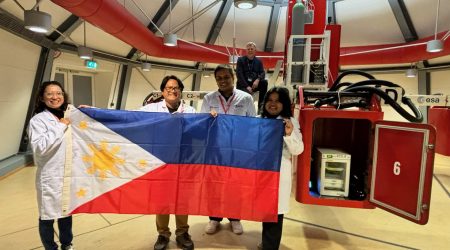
[
  {"xmin": 79, "ymin": 121, "xmax": 88, "ymax": 130},
  {"xmin": 76, "ymin": 188, "xmax": 87, "ymax": 198},
  {"xmin": 138, "ymin": 159, "xmax": 148, "ymax": 168}
]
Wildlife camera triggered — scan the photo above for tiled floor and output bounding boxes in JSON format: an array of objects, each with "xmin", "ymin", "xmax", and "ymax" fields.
[{"xmin": 1, "ymin": 154, "xmax": 449, "ymax": 250}]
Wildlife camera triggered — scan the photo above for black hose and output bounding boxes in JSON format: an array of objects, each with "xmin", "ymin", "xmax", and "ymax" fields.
[
  {"xmin": 340, "ymin": 86, "xmax": 423, "ymax": 122},
  {"xmin": 310, "ymin": 74, "xmax": 423, "ymax": 122},
  {"xmin": 316, "ymin": 79, "xmax": 407, "ymax": 109},
  {"xmin": 343, "ymin": 79, "xmax": 406, "ymax": 96},
  {"xmin": 329, "ymin": 70, "xmax": 376, "ymax": 91}
]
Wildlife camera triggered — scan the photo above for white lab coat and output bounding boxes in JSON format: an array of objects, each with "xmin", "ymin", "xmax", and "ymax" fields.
[
  {"xmin": 200, "ymin": 89, "xmax": 256, "ymax": 116},
  {"xmin": 28, "ymin": 110, "xmax": 68, "ymax": 220},
  {"xmin": 278, "ymin": 116, "xmax": 304, "ymax": 214},
  {"xmin": 139, "ymin": 99, "xmax": 196, "ymax": 114}
]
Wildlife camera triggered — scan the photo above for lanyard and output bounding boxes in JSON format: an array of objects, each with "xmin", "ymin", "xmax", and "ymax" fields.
[
  {"xmin": 218, "ymin": 93, "xmax": 236, "ymax": 114},
  {"xmin": 247, "ymin": 58, "xmax": 254, "ymax": 72}
]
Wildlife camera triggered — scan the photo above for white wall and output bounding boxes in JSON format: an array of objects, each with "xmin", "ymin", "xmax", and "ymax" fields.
[
  {"xmin": 0, "ymin": 29, "xmax": 40, "ymax": 160},
  {"xmin": 431, "ymin": 70, "xmax": 450, "ymax": 96},
  {"xmin": 94, "ymin": 65, "xmax": 119, "ymax": 109},
  {"xmin": 53, "ymin": 52, "xmax": 119, "ymax": 109}
]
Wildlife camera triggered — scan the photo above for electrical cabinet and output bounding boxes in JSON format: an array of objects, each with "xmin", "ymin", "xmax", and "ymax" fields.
[{"xmin": 295, "ymin": 108, "xmax": 436, "ymax": 225}]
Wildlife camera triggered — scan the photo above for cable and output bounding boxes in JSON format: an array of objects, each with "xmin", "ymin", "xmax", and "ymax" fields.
[
  {"xmin": 307, "ymin": 70, "xmax": 423, "ymax": 122},
  {"xmin": 329, "ymin": 70, "xmax": 375, "ymax": 91}
]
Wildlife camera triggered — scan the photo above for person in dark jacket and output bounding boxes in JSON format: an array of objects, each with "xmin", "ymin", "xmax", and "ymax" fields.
[{"xmin": 236, "ymin": 42, "xmax": 268, "ymax": 113}]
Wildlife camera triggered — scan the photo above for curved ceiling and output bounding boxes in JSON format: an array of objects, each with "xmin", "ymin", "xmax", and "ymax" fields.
[{"xmin": 1, "ymin": 0, "xmax": 449, "ymax": 68}]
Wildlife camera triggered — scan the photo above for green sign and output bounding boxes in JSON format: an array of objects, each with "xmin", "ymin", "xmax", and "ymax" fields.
[{"xmin": 85, "ymin": 60, "xmax": 97, "ymax": 69}]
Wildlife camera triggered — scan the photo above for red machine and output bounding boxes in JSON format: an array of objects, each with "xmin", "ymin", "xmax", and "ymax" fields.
[
  {"xmin": 295, "ymin": 93, "xmax": 436, "ymax": 224},
  {"xmin": 287, "ymin": 0, "xmax": 437, "ymax": 225}
]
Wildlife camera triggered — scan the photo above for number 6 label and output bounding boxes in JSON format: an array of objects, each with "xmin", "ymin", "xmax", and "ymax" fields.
[{"xmin": 393, "ymin": 161, "xmax": 401, "ymax": 175}]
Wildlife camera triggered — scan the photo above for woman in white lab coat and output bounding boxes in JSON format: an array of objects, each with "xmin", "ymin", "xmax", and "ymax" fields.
[
  {"xmin": 28, "ymin": 81, "xmax": 74, "ymax": 250},
  {"xmin": 259, "ymin": 86, "xmax": 304, "ymax": 250}
]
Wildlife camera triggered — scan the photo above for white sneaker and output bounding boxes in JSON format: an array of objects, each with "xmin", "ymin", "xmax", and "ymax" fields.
[
  {"xmin": 62, "ymin": 245, "xmax": 74, "ymax": 250},
  {"xmin": 205, "ymin": 220, "xmax": 220, "ymax": 234},
  {"xmin": 230, "ymin": 221, "xmax": 243, "ymax": 235}
]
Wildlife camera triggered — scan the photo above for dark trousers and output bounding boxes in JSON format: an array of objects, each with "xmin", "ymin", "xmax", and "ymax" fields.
[
  {"xmin": 39, "ymin": 216, "xmax": 73, "ymax": 250},
  {"xmin": 262, "ymin": 214, "xmax": 284, "ymax": 250},
  {"xmin": 209, "ymin": 216, "xmax": 240, "ymax": 222},
  {"xmin": 238, "ymin": 79, "xmax": 268, "ymax": 113},
  {"xmin": 255, "ymin": 79, "xmax": 268, "ymax": 111}
]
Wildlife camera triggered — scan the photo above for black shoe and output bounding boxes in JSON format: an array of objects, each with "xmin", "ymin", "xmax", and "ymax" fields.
[
  {"xmin": 175, "ymin": 232, "xmax": 194, "ymax": 250},
  {"xmin": 154, "ymin": 235, "xmax": 169, "ymax": 250}
]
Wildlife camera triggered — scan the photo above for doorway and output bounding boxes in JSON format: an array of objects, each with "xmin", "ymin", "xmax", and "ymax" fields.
[{"xmin": 54, "ymin": 68, "xmax": 95, "ymax": 107}]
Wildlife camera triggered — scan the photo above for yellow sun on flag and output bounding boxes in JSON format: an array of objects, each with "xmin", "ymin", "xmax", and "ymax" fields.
[
  {"xmin": 76, "ymin": 188, "xmax": 87, "ymax": 198},
  {"xmin": 138, "ymin": 159, "xmax": 148, "ymax": 168},
  {"xmin": 83, "ymin": 141, "xmax": 125, "ymax": 180},
  {"xmin": 79, "ymin": 121, "xmax": 88, "ymax": 130}
]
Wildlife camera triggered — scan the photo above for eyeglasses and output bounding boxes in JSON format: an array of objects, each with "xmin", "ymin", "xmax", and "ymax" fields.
[
  {"xmin": 164, "ymin": 86, "xmax": 180, "ymax": 92},
  {"xmin": 44, "ymin": 92, "xmax": 64, "ymax": 98},
  {"xmin": 215, "ymin": 76, "xmax": 232, "ymax": 82}
]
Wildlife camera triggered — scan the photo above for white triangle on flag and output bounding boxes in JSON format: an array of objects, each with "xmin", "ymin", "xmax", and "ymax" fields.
[{"xmin": 64, "ymin": 107, "xmax": 166, "ymax": 214}]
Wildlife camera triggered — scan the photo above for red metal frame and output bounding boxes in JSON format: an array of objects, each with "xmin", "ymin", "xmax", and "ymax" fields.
[
  {"xmin": 428, "ymin": 107, "xmax": 450, "ymax": 156},
  {"xmin": 296, "ymin": 108, "xmax": 384, "ymax": 208}
]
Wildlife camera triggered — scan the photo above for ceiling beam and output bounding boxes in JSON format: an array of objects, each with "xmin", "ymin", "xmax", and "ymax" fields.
[
  {"xmin": 264, "ymin": 0, "xmax": 282, "ymax": 52},
  {"xmin": 48, "ymin": 14, "xmax": 82, "ymax": 44},
  {"xmin": 149, "ymin": 0, "xmax": 180, "ymax": 34},
  {"xmin": 257, "ymin": 0, "xmax": 288, "ymax": 7},
  {"xmin": 126, "ymin": 0, "xmax": 180, "ymax": 58},
  {"xmin": 56, "ymin": 43, "xmax": 199, "ymax": 73},
  {"xmin": 387, "ymin": 0, "xmax": 418, "ymax": 42},
  {"xmin": 205, "ymin": 0, "xmax": 233, "ymax": 44}
]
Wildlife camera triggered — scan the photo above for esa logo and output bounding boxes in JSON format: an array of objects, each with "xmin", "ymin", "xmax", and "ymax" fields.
[{"xmin": 417, "ymin": 96, "xmax": 440, "ymax": 104}]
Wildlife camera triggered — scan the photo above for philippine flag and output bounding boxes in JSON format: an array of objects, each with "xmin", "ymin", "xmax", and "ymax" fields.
[{"xmin": 61, "ymin": 106, "xmax": 284, "ymax": 222}]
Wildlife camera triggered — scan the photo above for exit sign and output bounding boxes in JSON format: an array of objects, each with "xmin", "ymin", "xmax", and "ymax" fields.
[{"xmin": 85, "ymin": 60, "xmax": 97, "ymax": 69}]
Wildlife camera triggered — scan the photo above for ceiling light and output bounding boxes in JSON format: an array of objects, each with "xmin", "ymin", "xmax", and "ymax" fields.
[
  {"xmin": 203, "ymin": 71, "xmax": 211, "ymax": 78},
  {"xmin": 426, "ymin": 39, "xmax": 443, "ymax": 53},
  {"xmin": 24, "ymin": 10, "xmax": 51, "ymax": 33},
  {"xmin": 78, "ymin": 46, "xmax": 93, "ymax": 60},
  {"xmin": 234, "ymin": 0, "xmax": 257, "ymax": 9},
  {"xmin": 164, "ymin": 0, "xmax": 177, "ymax": 47},
  {"xmin": 405, "ymin": 68, "xmax": 417, "ymax": 78},
  {"xmin": 77, "ymin": 21, "xmax": 93, "ymax": 59},
  {"xmin": 427, "ymin": 0, "xmax": 443, "ymax": 53},
  {"xmin": 164, "ymin": 33, "xmax": 177, "ymax": 46},
  {"xmin": 141, "ymin": 62, "xmax": 151, "ymax": 71}
]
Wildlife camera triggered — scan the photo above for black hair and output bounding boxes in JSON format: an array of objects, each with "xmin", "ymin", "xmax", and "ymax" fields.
[
  {"xmin": 34, "ymin": 81, "xmax": 69, "ymax": 115},
  {"xmin": 261, "ymin": 86, "xmax": 292, "ymax": 118},
  {"xmin": 214, "ymin": 64, "xmax": 235, "ymax": 79},
  {"xmin": 160, "ymin": 75, "xmax": 184, "ymax": 92}
]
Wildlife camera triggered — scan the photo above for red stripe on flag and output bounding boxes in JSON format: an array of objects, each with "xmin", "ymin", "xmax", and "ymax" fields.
[{"xmin": 71, "ymin": 164, "xmax": 279, "ymax": 222}]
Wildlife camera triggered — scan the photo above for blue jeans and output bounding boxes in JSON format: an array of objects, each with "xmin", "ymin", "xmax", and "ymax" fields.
[{"xmin": 39, "ymin": 216, "xmax": 73, "ymax": 250}]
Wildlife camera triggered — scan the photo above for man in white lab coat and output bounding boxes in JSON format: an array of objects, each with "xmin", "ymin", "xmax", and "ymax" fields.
[
  {"xmin": 140, "ymin": 75, "xmax": 195, "ymax": 250},
  {"xmin": 201, "ymin": 64, "xmax": 256, "ymax": 235}
]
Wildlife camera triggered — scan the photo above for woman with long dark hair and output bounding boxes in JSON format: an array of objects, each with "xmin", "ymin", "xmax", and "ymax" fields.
[
  {"xmin": 259, "ymin": 87, "xmax": 304, "ymax": 250},
  {"xmin": 28, "ymin": 81, "xmax": 74, "ymax": 250}
]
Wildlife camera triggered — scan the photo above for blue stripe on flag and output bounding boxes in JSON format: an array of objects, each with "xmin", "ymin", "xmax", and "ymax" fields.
[{"xmin": 80, "ymin": 108, "xmax": 284, "ymax": 172}]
